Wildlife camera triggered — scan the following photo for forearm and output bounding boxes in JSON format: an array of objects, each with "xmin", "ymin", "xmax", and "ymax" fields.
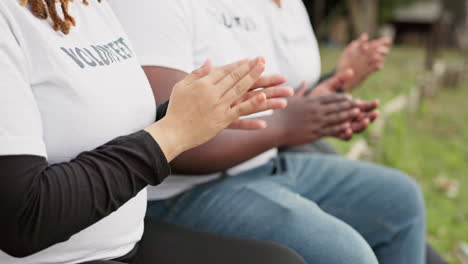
[
  {"xmin": 144, "ymin": 66, "xmax": 286, "ymax": 174},
  {"xmin": 319, "ymin": 71, "xmax": 335, "ymax": 84},
  {"xmin": 171, "ymin": 116, "xmax": 285, "ymax": 174},
  {"xmin": 0, "ymin": 130, "xmax": 170, "ymax": 257},
  {"xmin": 308, "ymin": 71, "xmax": 335, "ymax": 91}
]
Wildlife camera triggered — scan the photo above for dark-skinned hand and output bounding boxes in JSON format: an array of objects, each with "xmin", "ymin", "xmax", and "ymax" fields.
[
  {"xmin": 274, "ymin": 83, "xmax": 360, "ymax": 146},
  {"xmin": 337, "ymin": 99, "xmax": 380, "ymax": 141},
  {"xmin": 351, "ymin": 99, "xmax": 380, "ymax": 133},
  {"xmin": 304, "ymin": 70, "xmax": 381, "ymax": 140}
]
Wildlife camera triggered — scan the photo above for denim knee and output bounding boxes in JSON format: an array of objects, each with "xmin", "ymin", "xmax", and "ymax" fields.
[
  {"xmin": 234, "ymin": 182, "xmax": 380, "ymax": 264},
  {"xmin": 390, "ymin": 172, "xmax": 426, "ymax": 222},
  {"xmin": 274, "ymin": 204, "xmax": 379, "ymax": 264},
  {"xmin": 307, "ymin": 221, "xmax": 379, "ymax": 264}
]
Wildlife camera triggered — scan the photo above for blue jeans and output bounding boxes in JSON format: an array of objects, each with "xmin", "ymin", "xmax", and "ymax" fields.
[{"xmin": 147, "ymin": 153, "xmax": 426, "ymax": 264}]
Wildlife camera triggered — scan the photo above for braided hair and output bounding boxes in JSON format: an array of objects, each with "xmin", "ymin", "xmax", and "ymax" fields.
[{"xmin": 20, "ymin": 0, "xmax": 102, "ymax": 34}]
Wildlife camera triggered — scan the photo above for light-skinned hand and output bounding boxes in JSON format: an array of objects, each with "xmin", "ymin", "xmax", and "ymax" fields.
[
  {"xmin": 337, "ymin": 34, "xmax": 392, "ymax": 91},
  {"xmin": 145, "ymin": 58, "xmax": 293, "ymax": 160}
]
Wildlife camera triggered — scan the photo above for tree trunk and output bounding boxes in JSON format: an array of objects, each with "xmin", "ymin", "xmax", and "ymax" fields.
[
  {"xmin": 346, "ymin": 0, "xmax": 379, "ymax": 37},
  {"xmin": 313, "ymin": 0, "xmax": 326, "ymax": 38},
  {"xmin": 346, "ymin": 0, "xmax": 363, "ymax": 36},
  {"xmin": 365, "ymin": 0, "xmax": 378, "ymax": 37}
]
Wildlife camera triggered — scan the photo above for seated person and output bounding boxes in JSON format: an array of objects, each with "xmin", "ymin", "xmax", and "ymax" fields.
[
  {"xmin": 269, "ymin": 1, "xmax": 445, "ymax": 263},
  {"xmin": 113, "ymin": 0, "xmax": 427, "ymax": 263},
  {"xmin": 0, "ymin": 0, "xmax": 305, "ymax": 263},
  {"xmin": 278, "ymin": 30, "xmax": 390, "ymax": 153},
  {"xmin": 270, "ymin": 0, "xmax": 391, "ymax": 155}
]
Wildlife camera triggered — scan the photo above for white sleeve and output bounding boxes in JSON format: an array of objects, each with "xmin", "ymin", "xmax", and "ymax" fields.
[
  {"xmin": 0, "ymin": 8, "xmax": 46, "ymax": 157},
  {"xmin": 111, "ymin": 0, "xmax": 195, "ymax": 73}
]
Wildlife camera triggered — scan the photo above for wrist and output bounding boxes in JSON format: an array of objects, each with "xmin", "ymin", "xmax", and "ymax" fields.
[
  {"xmin": 268, "ymin": 113, "xmax": 290, "ymax": 146},
  {"xmin": 336, "ymin": 62, "xmax": 346, "ymax": 73},
  {"xmin": 144, "ymin": 117, "xmax": 188, "ymax": 162},
  {"xmin": 343, "ymin": 79, "xmax": 357, "ymax": 92}
]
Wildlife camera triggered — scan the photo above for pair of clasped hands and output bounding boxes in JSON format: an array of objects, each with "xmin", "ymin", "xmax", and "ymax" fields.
[{"xmin": 145, "ymin": 57, "xmax": 379, "ymax": 162}]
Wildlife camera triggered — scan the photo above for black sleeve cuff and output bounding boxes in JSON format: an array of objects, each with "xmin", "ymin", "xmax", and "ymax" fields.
[
  {"xmin": 137, "ymin": 130, "xmax": 171, "ymax": 184},
  {"xmin": 317, "ymin": 71, "xmax": 336, "ymax": 85},
  {"xmin": 156, "ymin": 101, "xmax": 169, "ymax": 121},
  {"xmin": 307, "ymin": 71, "xmax": 344, "ymax": 95}
]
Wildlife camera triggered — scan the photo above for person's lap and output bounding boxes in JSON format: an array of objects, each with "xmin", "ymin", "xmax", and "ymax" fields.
[
  {"xmin": 148, "ymin": 153, "xmax": 426, "ymax": 264},
  {"xmin": 82, "ymin": 218, "xmax": 306, "ymax": 264},
  {"xmin": 279, "ymin": 139, "xmax": 339, "ymax": 155},
  {"xmin": 280, "ymin": 142, "xmax": 445, "ymax": 264}
]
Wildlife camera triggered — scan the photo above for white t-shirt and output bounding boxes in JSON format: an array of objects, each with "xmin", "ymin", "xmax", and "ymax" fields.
[
  {"xmin": 112, "ymin": 0, "xmax": 281, "ymax": 200},
  {"xmin": 0, "ymin": 1, "xmax": 156, "ymax": 263},
  {"xmin": 267, "ymin": 0, "xmax": 322, "ymax": 89}
]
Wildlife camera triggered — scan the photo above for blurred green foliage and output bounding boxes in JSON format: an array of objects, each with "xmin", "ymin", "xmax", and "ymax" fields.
[
  {"xmin": 379, "ymin": 0, "xmax": 422, "ymax": 24},
  {"xmin": 320, "ymin": 0, "xmax": 432, "ymax": 25}
]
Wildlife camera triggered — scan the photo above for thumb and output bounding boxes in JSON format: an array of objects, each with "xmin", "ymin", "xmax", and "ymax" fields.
[
  {"xmin": 324, "ymin": 69, "xmax": 354, "ymax": 93},
  {"xmin": 295, "ymin": 81, "xmax": 307, "ymax": 97},
  {"xmin": 359, "ymin": 34, "xmax": 370, "ymax": 51},
  {"xmin": 359, "ymin": 33, "xmax": 369, "ymax": 44}
]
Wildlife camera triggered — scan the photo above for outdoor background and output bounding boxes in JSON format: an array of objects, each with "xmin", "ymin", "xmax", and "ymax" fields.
[{"xmin": 304, "ymin": 0, "xmax": 468, "ymax": 263}]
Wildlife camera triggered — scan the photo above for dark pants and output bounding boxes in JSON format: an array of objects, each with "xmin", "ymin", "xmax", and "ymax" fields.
[
  {"xmin": 83, "ymin": 218, "xmax": 306, "ymax": 264},
  {"xmin": 280, "ymin": 140, "xmax": 446, "ymax": 264}
]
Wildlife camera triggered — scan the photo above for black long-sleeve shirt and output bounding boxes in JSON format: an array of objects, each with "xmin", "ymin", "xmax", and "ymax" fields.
[{"xmin": 0, "ymin": 102, "xmax": 170, "ymax": 258}]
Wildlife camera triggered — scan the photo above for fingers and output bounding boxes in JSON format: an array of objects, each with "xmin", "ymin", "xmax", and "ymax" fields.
[
  {"xmin": 322, "ymin": 109, "xmax": 360, "ymax": 125},
  {"xmin": 219, "ymin": 57, "xmax": 265, "ymax": 101},
  {"xmin": 258, "ymin": 86, "xmax": 293, "ymax": 110},
  {"xmin": 328, "ymin": 110, "xmax": 379, "ymax": 138},
  {"xmin": 354, "ymin": 38, "xmax": 391, "ymax": 68},
  {"xmin": 322, "ymin": 99, "xmax": 358, "ymax": 114},
  {"xmin": 265, "ymin": 98, "xmax": 288, "ymax": 110},
  {"xmin": 352, "ymin": 36, "xmax": 391, "ymax": 62},
  {"xmin": 263, "ymin": 86, "xmax": 294, "ymax": 99},
  {"xmin": 351, "ymin": 118, "xmax": 370, "ymax": 133},
  {"xmin": 368, "ymin": 38, "xmax": 392, "ymax": 52},
  {"xmin": 316, "ymin": 93, "xmax": 353, "ymax": 104},
  {"xmin": 346, "ymin": 39, "xmax": 359, "ymax": 52},
  {"xmin": 355, "ymin": 99, "xmax": 379, "ymax": 112},
  {"xmin": 251, "ymin": 74, "xmax": 288, "ymax": 89},
  {"xmin": 371, "ymin": 37, "xmax": 393, "ymax": 48},
  {"xmin": 337, "ymin": 128, "xmax": 354, "ymax": 141},
  {"xmin": 314, "ymin": 69, "xmax": 354, "ymax": 95},
  {"xmin": 368, "ymin": 46, "xmax": 389, "ymax": 64},
  {"xmin": 376, "ymin": 46, "xmax": 390, "ymax": 56},
  {"xmin": 230, "ymin": 92, "xmax": 269, "ymax": 118},
  {"xmin": 348, "ymin": 109, "xmax": 379, "ymax": 134},
  {"xmin": 368, "ymin": 38, "xmax": 392, "ymax": 62},
  {"xmin": 358, "ymin": 34, "xmax": 370, "ymax": 52},
  {"xmin": 207, "ymin": 59, "xmax": 250, "ymax": 83},
  {"xmin": 320, "ymin": 122, "xmax": 351, "ymax": 136},
  {"xmin": 184, "ymin": 60, "xmax": 212, "ymax": 83},
  {"xmin": 232, "ymin": 90, "xmax": 288, "ymax": 111},
  {"xmin": 295, "ymin": 81, "xmax": 308, "ymax": 97},
  {"xmin": 367, "ymin": 110, "xmax": 380, "ymax": 122},
  {"xmin": 231, "ymin": 86, "xmax": 293, "ymax": 107},
  {"xmin": 352, "ymin": 109, "xmax": 379, "ymax": 132},
  {"xmin": 358, "ymin": 33, "xmax": 369, "ymax": 45},
  {"xmin": 230, "ymin": 92, "xmax": 288, "ymax": 117},
  {"xmin": 228, "ymin": 119, "xmax": 267, "ymax": 130},
  {"xmin": 322, "ymin": 108, "xmax": 360, "ymax": 124}
]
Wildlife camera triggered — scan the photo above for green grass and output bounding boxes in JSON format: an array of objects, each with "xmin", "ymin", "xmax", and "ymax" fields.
[{"xmin": 320, "ymin": 45, "xmax": 468, "ymax": 263}]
